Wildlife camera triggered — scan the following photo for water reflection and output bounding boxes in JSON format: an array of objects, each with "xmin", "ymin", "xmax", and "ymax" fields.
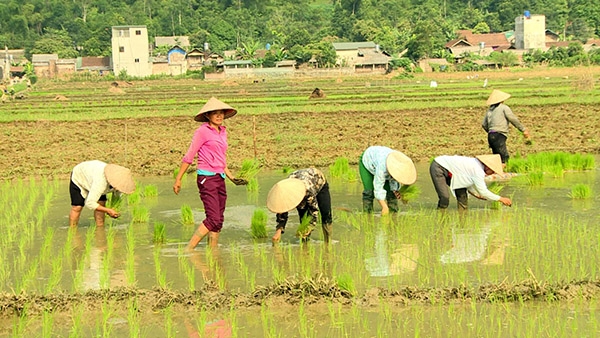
[
  {"xmin": 364, "ymin": 228, "xmax": 419, "ymax": 277},
  {"xmin": 439, "ymin": 214, "xmax": 509, "ymax": 265}
]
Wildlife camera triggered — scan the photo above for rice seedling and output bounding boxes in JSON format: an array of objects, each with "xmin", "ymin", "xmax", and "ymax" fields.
[
  {"xmin": 296, "ymin": 214, "xmax": 313, "ymax": 239},
  {"xmin": 183, "ymin": 260, "xmax": 196, "ymax": 291},
  {"xmin": 569, "ymin": 183, "xmax": 592, "ymax": 199},
  {"xmin": 42, "ymin": 310, "xmax": 54, "ymax": 338},
  {"xmin": 127, "ymin": 298, "xmax": 141, "ymax": 338},
  {"xmin": 141, "ymin": 184, "xmax": 158, "ymax": 197},
  {"xmin": 153, "ymin": 221, "xmax": 166, "ymax": 244},
  {"xmin": 399, "ymin": 184, "xmax": 421, "ymax": 203},
  {"xmin": 246, "ymin": 177, "xmax": 259, "ymax": 192},
  {"xmin": 12, "ymin": 306, "xmax": 29, "ymax": 337},
  {"xmin": 154, "ymin": 247, "xmax": 167, "ymax": 288},
  {"xmin": 487, "ymin": 182, "xmax": 505, "ymax": 209},
  {"xmin": 127, "ymin": 191, "xmax": 141, "ymax": 205},
  {"xmin": 126, "ymin": 224, "xmax": 136, "ymax": 286},
  {"xmin": 250, "ymin": 208, "xmax": 268, "ymax": 239},
  {"xmin": 329, "ymin": 157, "xmax": 358, "ymax": 181},
  {"xmin": 163, "ymin": 304, "xmax": 174, "ymax": 338},
  {"xmin": 100, "ymin": 302, "xmax": 114, "ymax": 338},
  {"xmin": 106, "ymin": 191, "xmax": 124, "ymax": 211},
  {"xmin": 180, "ymin": 204, "xmax": 195, "ymax": 225},
  {"xmin": 131, "ymin": 205, "xmax": 150, "ymax": 223},
  {"xmin": 238, "ymin": 158, "xmax": 261, "ymax": 180},
  {"xmin": 45, "ymin": 256, "xmax": 63, "ymax": 294},
  {"xmin": 69, "ymin": 304, "xmax": 84, "ymax": 338},
  {"xmin": 527, "ymin": 171, "xmax": 544, "ymax": 186},
  {"xmin": 282, "ymin": 166, "xmax": 293, "ymax": 174},
  {"xmin": 336, "ymin": 273, "xmax": 356, "ymax": 295}
]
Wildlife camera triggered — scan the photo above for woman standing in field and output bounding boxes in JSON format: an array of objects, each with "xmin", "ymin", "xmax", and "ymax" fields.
[
  {"xmin": 359, "ymin": 146, "xmax": 417, "ymax": 215},
  {"xmin": 173, "ymin": 97, "xmax": 247, "ymax": 250},
  {"xmin": 482, "ymin": 89, "xmax": 530, "ymax": 165}
]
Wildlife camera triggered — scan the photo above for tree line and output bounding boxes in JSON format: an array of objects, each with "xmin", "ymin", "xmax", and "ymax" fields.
[{"xmin": 1, "ymin": 0, "xmax": 599, "ymax": 64}]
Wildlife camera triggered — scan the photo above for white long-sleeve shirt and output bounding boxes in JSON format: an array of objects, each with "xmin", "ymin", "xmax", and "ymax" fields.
[
  {"xmin": 434, "ymin": 155, "xmax": 500, "ymax": 201},
  {"xmin": 71, "ymin": 160, "xmax": 113, "ymax": 210}
]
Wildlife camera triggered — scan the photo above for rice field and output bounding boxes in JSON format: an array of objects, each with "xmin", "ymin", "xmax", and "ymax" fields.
[{"xmin": 0, "ymin": 157, "xmax": 598, "ymax": 336}]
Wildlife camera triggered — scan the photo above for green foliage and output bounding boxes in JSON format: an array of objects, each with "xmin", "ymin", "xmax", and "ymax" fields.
[
  {"xmin": 488, "ymin": 51, "xmax": 519, "ymax": 67},
  {"xmin": 568, "ymin": 184, "xmax": 592, "ymax": 199},
  {"xmin": 29, "ymin": 28, "xmax": 79, "ymax": 58},
  {"xmin": 250, "ymin": 209, "xmax": 268, "ymax": 239}
]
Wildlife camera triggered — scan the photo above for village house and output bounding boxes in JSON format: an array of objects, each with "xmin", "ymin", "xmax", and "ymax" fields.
[
  {"xmin": 332, "ymin": 41, "xmax": 391, "ymax": 73},
  {"xmin": 32, "ymin": 54, "xmax": 58, "ymax": 78}
]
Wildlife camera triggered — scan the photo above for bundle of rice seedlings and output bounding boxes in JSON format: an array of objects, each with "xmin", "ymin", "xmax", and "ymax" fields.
[
  {"xmin": 399, "ymin": 184, "xmax": 421, "ymax": 203},
  {"xmin": 238, "ymin": 158, "xmax": 261, "ymax": 180}
]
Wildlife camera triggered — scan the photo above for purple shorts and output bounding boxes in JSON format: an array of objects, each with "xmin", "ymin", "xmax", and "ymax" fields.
[{"xmin": 197, "ymin": 174, "xmax": 227, "ymax": 232}]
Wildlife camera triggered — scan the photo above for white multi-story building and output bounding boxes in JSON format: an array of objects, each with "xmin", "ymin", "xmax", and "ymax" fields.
[
  {"xmin": 514, "ymin": 13, "xmax": 546, "ymax": 50},
  {"xmin": 111, "ymin": 26, "xmax": 151, "ymax": 77}
]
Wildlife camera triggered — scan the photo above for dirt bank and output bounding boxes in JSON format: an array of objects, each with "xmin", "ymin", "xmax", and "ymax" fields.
[{"xmin": 1, "ymin": 105, "xmax": 598, "ymax": 180}]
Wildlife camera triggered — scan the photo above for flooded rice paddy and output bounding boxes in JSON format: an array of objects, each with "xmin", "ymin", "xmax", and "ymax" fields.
[{"xmin": 1, "ymin": 159, "xmax": 600, "ymax": 337}]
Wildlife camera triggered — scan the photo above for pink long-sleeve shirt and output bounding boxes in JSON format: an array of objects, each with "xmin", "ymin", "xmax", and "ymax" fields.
[{"xmin": 182, "ymin": 123, "xmax": 228, "ymax": 173}]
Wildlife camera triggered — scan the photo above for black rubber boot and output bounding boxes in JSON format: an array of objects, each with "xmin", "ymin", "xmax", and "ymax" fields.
[
  {"xmin": 386, "ymin": 191, "xmax": 399, "ymax": 213},
  {"xmin": 362, "ymin": 190, "xmax": 374, "ymax": 213}
]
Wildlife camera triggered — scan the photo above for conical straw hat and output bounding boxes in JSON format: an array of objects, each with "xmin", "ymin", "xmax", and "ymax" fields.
[
  {"xmin": 486, "ymin": 89, "xmax": 511, "ymax": 105},
  {"xmin": 194, "ymin": 97, "xmax": 237, "ymax": 122},
  {"xmin": 104, "ymin": 164, "xmax": 135, "ymax": 194},
  {"xmin": 476, "ymin": 154, "xmax": 504, "ymax": 175},
  {"xmin": 386, "ymin": 151, "xmax": 417, "ymax": 185},
  {"xmin": 266, "ymin": 178, "xmax": 306, "ymax": 213}
]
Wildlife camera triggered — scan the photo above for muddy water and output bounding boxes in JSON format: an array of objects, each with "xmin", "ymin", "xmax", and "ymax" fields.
[
  {"xmin": 19, "ymin": 159, "xmax": 598, "ymax": 293},
  {"xmin": 1, "ymin": 158, "xmax": 600, "ymax": 336}
]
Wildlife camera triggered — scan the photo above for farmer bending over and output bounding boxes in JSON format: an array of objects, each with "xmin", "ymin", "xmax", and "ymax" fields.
[
  {"xmin": 69, "ymin": 160, "xmax": 135, "ymax": 227},
  {"xmin": 267, "ymin": 168, "xmax": 332, "ymax": 243},
  {"xmin": 359, "ymin": 146, "xmax": 417, "ymax": 215},
  {"xmin": 430, "ymin": 154, "xmax": 512, "ymax": 210}
]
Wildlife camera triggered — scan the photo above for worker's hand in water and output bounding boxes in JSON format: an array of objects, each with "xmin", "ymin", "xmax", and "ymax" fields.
[
  {"xmin": 498, "ymin": 197, "xmax": 512, "ymax": 207},
  {"xmin": 231, "ymin": 178, "xmax": 248, "ymax": 186},
  {"xmin": 107, "ymin": 209, "xmax": 120, "ymax": 218}
]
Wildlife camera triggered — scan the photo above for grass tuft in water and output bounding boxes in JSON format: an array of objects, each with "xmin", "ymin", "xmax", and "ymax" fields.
[
  {"xmin": 131, "ymin": 205, "xmax": 150, "ymax": 223},
  {"xmin": 336, "ymin": 273, "xmax": 356, "ymax": 295},
  {"xmin": 180, "ymin": 204, "xmax": 195, "ymax": 225},
  {"xmin": 153, "ymin": 221, "xmax": 166, "ymax": 244},
  {"xmin": 329, "ymin": 157, "xmax": 358, "ymax": 181},
  {"xmin": 568, "ymin": 183, "xmax": 592, "ymax": 199},
  {"xmin": 250, "ymin": 208, "xmax": 268, "ymax": 239},
  {"xmin": 143, "ymin": 184, "xmax": 158, "ymax": 197},
  {"xmin": 527, "ymin": 171, "xmax": 544, "ymax": 186}
]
